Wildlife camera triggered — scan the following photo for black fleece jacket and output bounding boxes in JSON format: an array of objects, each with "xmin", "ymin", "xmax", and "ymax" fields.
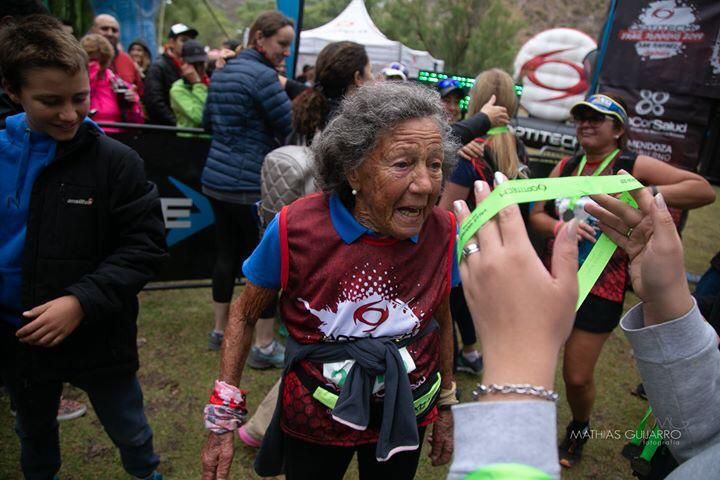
[{"xmin": 18, "ymin": 123, "xmax": 168, "ymax": 382}]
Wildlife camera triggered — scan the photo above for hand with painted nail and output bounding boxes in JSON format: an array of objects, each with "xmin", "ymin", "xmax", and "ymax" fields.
[
  {"xmin": 453, "ymin": 173, "xmax": 579, "ymax": 394},
  {"xmin": 587, "ymin": 188, "xmax": 693, "ymax": 326}
]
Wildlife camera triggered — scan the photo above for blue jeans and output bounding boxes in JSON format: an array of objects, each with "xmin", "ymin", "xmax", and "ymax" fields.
[{"xmin": 0, "ymin": 325, "xmax": 159, "ymax": 479}]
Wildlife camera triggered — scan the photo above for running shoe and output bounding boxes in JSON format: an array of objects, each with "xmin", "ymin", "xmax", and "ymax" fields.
[
  {"xmin": 456, "ymin": 353, "xmax": 483, "ymax": 376},
  {"xmin": 11, "ymin": 398, "xmax": 87, "ymax": 422},
  {"xmin": 208, "ymin": 331, "xmax": 224, "ymax": 351},
  {"xmin": 56, "ymin": 398, "xmax": 87, "ymax": 422},
  {"xmin": 247, "ymin": 339, "xmax": 285, "ymax": 369},
  {"xmin": 558, "ymin": 421, "xmax": 590, "ymax": 468}
]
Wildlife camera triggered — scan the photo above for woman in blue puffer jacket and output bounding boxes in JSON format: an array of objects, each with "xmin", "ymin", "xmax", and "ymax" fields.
[{"xmin": 201, "ymin": 11, "xmax": 293, "ymax": 356}]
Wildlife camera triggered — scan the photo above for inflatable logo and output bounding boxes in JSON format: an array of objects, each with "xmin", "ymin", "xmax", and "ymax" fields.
[{"xmin": 513, "ymin": 28, "xmax": 597, "ymax": 121}]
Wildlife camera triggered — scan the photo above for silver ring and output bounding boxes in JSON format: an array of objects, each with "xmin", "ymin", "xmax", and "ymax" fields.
[
  {"xmin": 625, "ymin": 227, "xmax": 634, "ymax": 238},
  {"xmin": 462, "ymin": 243, "xmax": 481, "ymax": 259}
]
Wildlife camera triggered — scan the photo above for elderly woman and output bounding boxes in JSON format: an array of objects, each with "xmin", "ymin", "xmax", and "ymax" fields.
[{"xmin": 201, "ymin": 82, "xmax": 460, "ymax": 480}]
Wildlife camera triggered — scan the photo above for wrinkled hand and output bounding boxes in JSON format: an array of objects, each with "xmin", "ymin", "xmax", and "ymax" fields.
[
  {"xmin": 587, "ymin": 183, "xmax": 693, "ymax": 325},
  {"xmin": 454, "ymin": 174, "xmax": 578, "ymax": 389},
  {"xmin": 457, "ymin": 140, "xmax": 484, "ymax": 162},
  {"xmin": 480, "ymin": 94, "xmax": 510, "ymax": 127},
  {"xmin": 201, "ymin": 431, "xmax": 235, "ymax": 480},
  {"xmin": 181, "ymin": 63, "xmax": 201, "ymax": 84},
  {"xmin": 17, "ymin": 295, "xmax": 84, "ymax": 347},
  {"xmin": 428, "ymin": 409, "xmax": 453, "ymax": 466}
]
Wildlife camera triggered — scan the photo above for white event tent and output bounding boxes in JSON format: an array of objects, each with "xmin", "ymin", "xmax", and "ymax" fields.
[{"xmin": 297, "ymin": 0, "xmax": 444, "ymax": 78}]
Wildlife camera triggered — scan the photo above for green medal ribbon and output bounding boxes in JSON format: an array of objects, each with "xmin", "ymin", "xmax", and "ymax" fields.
[
  {"xmin": 566, "ymin": 148, "xmax": 619, "ymax": 213},
  {"xmin": 456, "ymin": 174, "xmax": 641, "ymax": 310},
  {"xmin": 486, "ymin": 126, "xmax": 509, "ymax": 136}
]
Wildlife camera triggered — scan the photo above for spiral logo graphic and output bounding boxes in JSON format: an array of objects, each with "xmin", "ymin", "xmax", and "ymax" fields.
[{"xmin": 636, "ymin": 90, "xmax": 670, "ymax": 116}]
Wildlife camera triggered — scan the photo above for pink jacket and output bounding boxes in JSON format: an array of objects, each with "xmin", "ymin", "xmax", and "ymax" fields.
[{"xmin": 88, "ymin": 61, "xmax": 144, "ymax": 132}]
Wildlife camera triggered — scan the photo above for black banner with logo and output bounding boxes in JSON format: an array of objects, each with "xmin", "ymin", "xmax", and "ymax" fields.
[
  {"xmin": 109, "ymin": 130, "xmax": 218, "ymax": 281},
  {"xmin": 599, "ymin": 1, "xmax": 720, "ymax": 172},
  {"xmin": 600, "ymin": 0, "xmax": 720, "ymax": 98},
  {"xmin": 600, "ymin": 85, "xmax": 712, "ymax": 171}
]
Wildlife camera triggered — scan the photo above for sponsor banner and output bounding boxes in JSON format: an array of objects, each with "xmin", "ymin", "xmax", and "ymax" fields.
[
  {"xmin": 600, "ymin": 0, "xmax": 720, "ymax": 98},
  {"xmin": 513, "ymin": 28, "xmax": 597, "ymax": 121},
  {"xmin": 110, "ymin": 131, "xmax": 218, "ymax": 281},
  {"xmin": 602, "ymin": 85, "xmax": 710, "ymax": 171}
]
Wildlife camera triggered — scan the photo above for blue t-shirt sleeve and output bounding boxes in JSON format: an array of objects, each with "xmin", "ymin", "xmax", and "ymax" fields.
[
  {"xmin": 242, "ymin": 215, "xmax": 281, "ymax": 289},
  {"xmin": 449, "ymin": 158, "xmax": 479, "ymax": 187},
  {"xmin": 451, "ymin": 226, "xmax": 461, "ymax": 287},
  {"xmin": 451, "ymin": 247, "xmax": 461, "ymax": 287}
]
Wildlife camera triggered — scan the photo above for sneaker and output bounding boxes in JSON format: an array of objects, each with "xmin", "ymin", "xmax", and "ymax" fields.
[
  {"xmin": 558, "ymin": 421, "xmax": 590, "ymax": 468},
  {"xmin": 237, "ymin": 425, "xmax": 262, "ymax": 448},
  {"xmin": 456, "ymin": 353, "xmax": 483, "ymax": 376},
  {"xmin": 208, "ymin": 331, "xmax": 224, "ymax": 351},
  {"xmin": 247, "ymin": 339, "xmax": 285, "ymax": 369},
  {"xmin": 56, "ymin": 398, "xmax": 87, "ymax": 422}
]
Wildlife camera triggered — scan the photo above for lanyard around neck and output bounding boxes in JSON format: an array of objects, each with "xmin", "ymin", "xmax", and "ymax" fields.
[
  {"xmin": 575, "ymin": 148, "xmax": 620, "ymax": 178},
  {"xmin": 567, "ymin": 148, "xmax": 620, "ymax": 212}
]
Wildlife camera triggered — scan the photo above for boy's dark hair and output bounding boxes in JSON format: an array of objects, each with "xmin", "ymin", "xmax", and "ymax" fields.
[
  {"xmin": 0, "ymin": 15, "xmax": 88, "ymax": 93},
  {"xmin": 247, "ymin": 11, "xmax": 293, "ymax": 47},
  {"xmin": 0, "ymin": 0, "xmax": 49, "ymax": 18}
]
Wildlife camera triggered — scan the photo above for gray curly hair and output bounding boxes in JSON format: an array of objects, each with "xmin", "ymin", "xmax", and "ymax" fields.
[{"xmin": 312, "ymin": 82, "xmax": 459, "ymax": 205}]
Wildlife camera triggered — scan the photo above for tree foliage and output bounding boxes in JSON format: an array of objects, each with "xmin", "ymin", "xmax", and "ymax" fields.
[
  {"xmin": 371, "ymin": 0, "xmax": 524, "ymax": 75},
  {"xmin": 161, "ymin": 0, "xmax": 236, "ymax": 48},
  {"xmin": 230, "ymin": 0, "xmax": 524, "ymax": 76}
]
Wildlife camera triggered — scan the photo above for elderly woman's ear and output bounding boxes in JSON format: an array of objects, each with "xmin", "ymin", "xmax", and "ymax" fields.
[{"xmin": 347, "ymin": 170, "xmax": 361, "ymax": 194}]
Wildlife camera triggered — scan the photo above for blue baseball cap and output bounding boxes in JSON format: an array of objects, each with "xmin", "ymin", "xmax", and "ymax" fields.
[
  {"xmin": 571, "ymin": 94, "xmax": 627, "ymax": 124},
  {"xmin": 438, "ymin": 78, "xmax": 463, "ymax": 98}
]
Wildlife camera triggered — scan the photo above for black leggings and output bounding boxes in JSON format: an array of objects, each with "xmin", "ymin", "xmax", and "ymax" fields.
[
  {"xmin": 284, "ymin": 427, "xmax": 426, "ymax": 480},
  {"xmin": 450, "ymin": 286, "xmax": 476, "ymax": 346},
  {"xmin": 209, "ymin": 198, "xmax": 259, "ymax": 303}
]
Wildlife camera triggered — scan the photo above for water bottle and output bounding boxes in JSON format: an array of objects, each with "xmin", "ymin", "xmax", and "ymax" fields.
[{"xmin": 555, "ymin": 197, "xmax": 600, "ymax": 266}]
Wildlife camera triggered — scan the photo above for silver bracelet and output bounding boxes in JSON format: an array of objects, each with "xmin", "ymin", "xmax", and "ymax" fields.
[{"xmin": 472, "ymin": 383, "xmax": 559, "ymax": 402}]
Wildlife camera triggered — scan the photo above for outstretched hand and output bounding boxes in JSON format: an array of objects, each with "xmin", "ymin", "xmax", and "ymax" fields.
[
  {"xmin": 587, "ymin": 181, "xmax": 693, "ymax": 325},
  {"xmin": 453, "ymin": 173, "xmax": 579, "ymax": 391}
]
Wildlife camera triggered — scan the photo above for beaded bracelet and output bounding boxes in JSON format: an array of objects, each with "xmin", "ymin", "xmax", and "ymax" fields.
[{"xmin": 472, "ymin": 383, "xmax": 559, "ymax": 402}]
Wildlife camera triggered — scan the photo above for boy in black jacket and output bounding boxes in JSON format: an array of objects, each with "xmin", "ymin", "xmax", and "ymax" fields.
[{"xmin": 0, "ymin": 16, "xmax": 168, "ymax": 480}]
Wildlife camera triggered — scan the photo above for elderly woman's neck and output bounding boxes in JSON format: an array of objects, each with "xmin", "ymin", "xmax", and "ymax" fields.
[{"xmin": 353, "ymin": 203, "xmax": 387, "ymax": 237}]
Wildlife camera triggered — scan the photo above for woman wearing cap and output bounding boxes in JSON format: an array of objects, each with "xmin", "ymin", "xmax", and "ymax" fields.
[
  {"xmin": 439, "ymin": 68, "xmax": 529, "ymax": 376},
  {"xmin": 201, "ymin": 11, "xmax": 294, "ymax": 363},
  {"xmin": 529, "ymin": 92, "xmax": 715, "ymax": 468}
]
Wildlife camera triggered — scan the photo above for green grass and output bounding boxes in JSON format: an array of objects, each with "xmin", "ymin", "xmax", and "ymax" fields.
[{"xmin": 2, "ymin": 188, "xmax": 718, "ymax": 479}]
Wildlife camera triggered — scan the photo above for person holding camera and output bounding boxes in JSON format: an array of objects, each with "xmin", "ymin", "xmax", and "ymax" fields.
[{"xmin": 80, "ymin": 33, "xmax": 144, "ymax": 132}]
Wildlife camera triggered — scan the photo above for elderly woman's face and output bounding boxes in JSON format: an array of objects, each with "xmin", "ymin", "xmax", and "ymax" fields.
[{"xmin": 349, "ymin": 117, "xmax": 444, "ymax": 240}]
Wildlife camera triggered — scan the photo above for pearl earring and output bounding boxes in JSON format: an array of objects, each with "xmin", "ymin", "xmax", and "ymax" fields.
[{"xmin": 352, "ymin": 189, "xmax": 358, "ymax": 196}]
